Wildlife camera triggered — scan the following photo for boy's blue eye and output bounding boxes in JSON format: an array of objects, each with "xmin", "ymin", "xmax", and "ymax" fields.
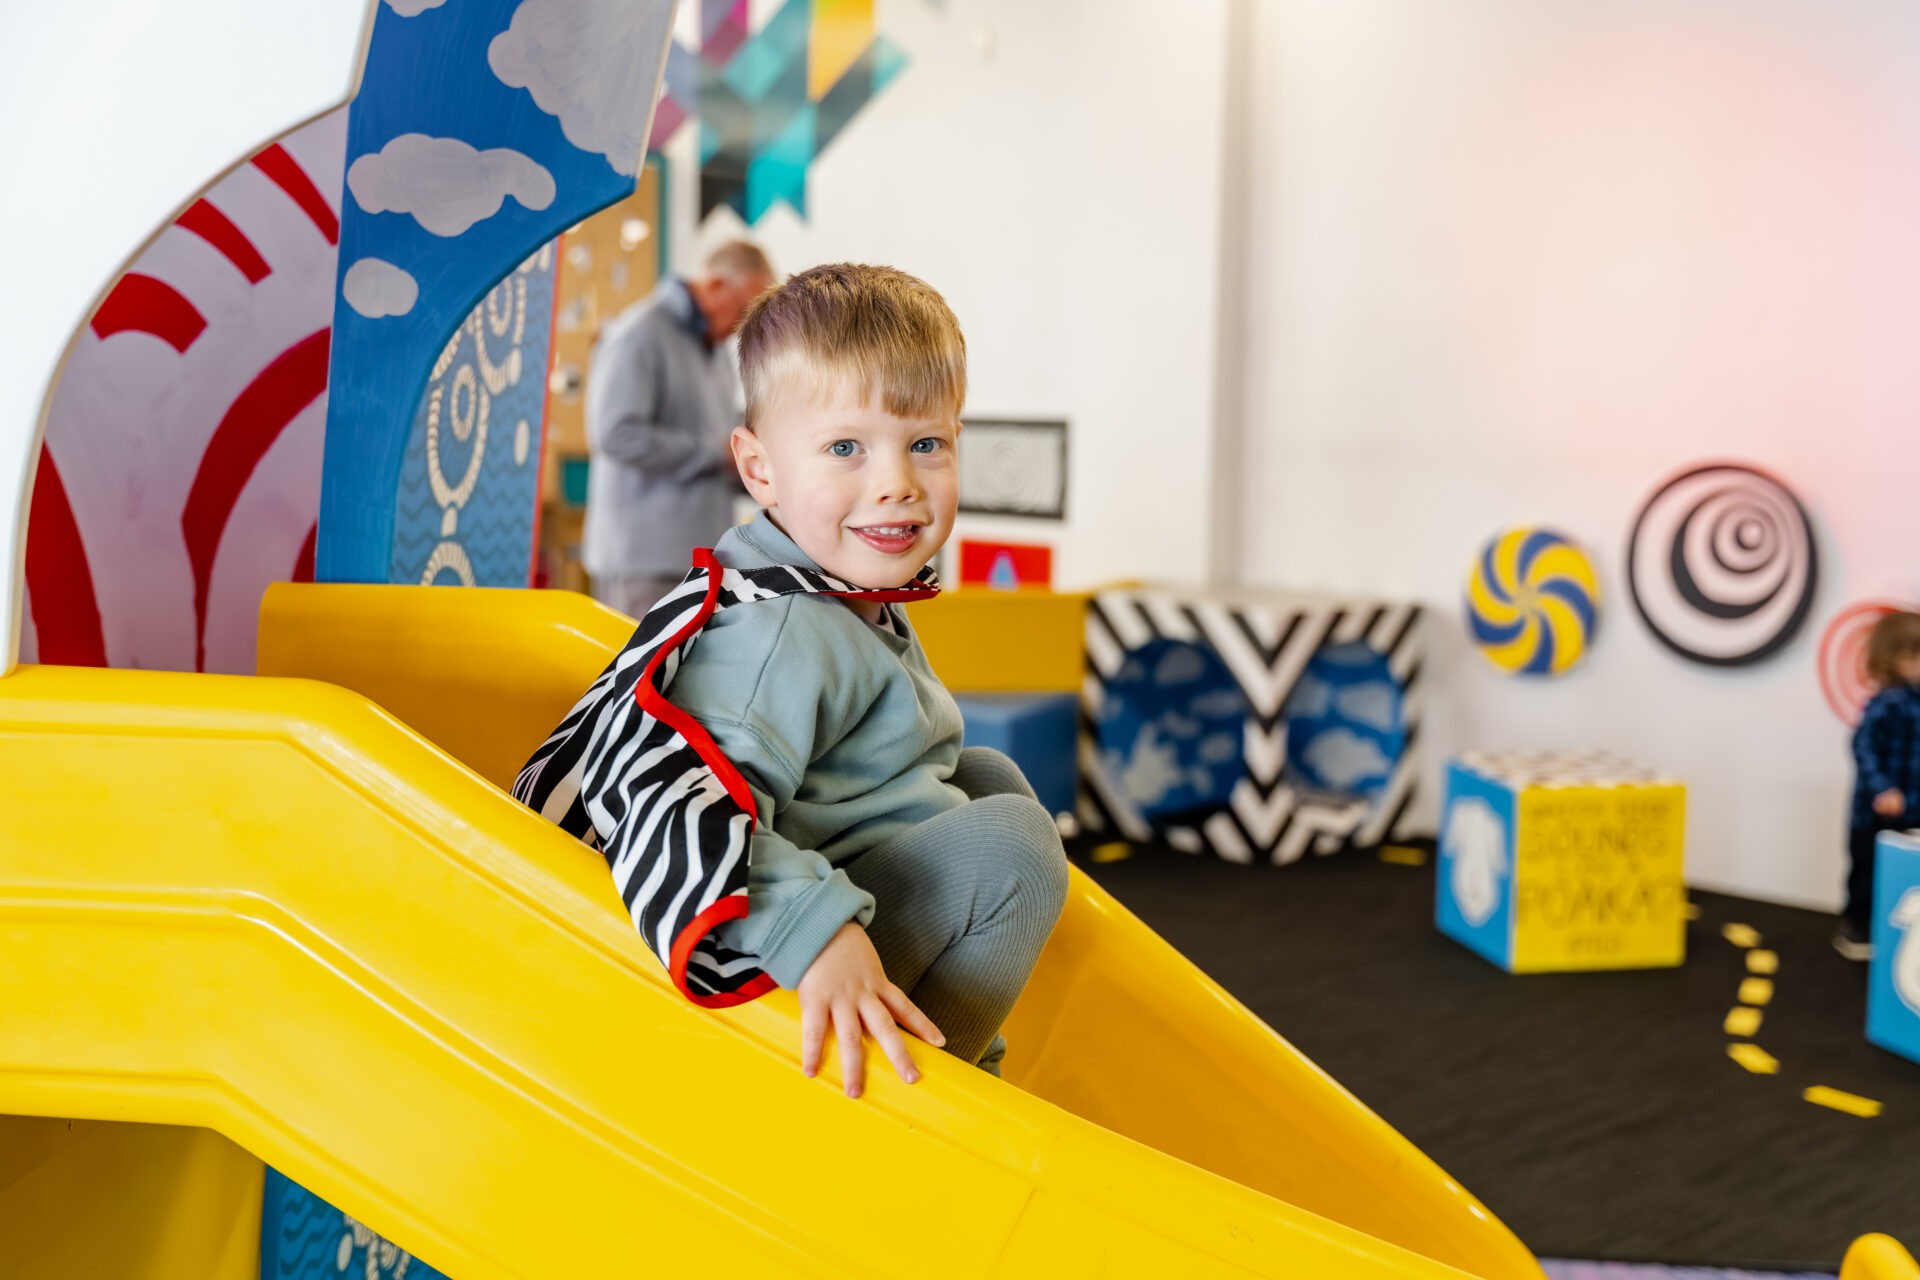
[
  {"xmin": 911, "ymin": 437, "xmax": 944, "ymax": 454},
  {"xmin": 828, "ymin": 440, "xmax": 858, "ymax": 458}
]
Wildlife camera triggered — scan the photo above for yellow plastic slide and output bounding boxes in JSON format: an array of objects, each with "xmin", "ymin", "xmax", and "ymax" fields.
[
  {"xmin": 1845, "ymin": 1235, "xmax": 1920, "ymax": 1280},
  {"xmin": 0, "ymin": 583, "xmax": 1545, "ymax": 1278}
]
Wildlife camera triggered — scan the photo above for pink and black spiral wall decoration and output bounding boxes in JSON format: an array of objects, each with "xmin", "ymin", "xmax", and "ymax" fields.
[{"xmin": 1625, "ymin": 463, "xmax": 1818, "ymax": 667}]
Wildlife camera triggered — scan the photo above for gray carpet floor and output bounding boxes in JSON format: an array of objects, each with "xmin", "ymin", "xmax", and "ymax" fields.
[{"xmin": 1076, "ymin": 841, "xmax": 1919, "ymax": 1271}]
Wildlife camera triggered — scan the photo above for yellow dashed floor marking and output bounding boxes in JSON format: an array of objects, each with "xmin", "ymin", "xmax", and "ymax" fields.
[
  {"xmin": 1720, "ymin": 927, "xmax": 1776, "ymax": 1075},
  {"xmin": 1713, "ymin": 920, "xmax": 1875, "ymax": 1113},
  {"xmin": 1727, "ymin": 1043, "xmax": 1779, "ymax": 1074},
  {"xmin": 1379, "ymin": 845, "xmax": 1427, "ymax": 867},
  {"xmin": 1803, "ymin": 1086, "xmax": 1882, "ymax": 1118},
  {"xmin": 1089, "ymin": 842, "xmax": 1132, "ymax": 864}
]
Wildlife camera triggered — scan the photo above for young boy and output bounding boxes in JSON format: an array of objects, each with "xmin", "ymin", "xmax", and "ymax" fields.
[
  {"xmin": 1839, "ymin": 610, "xmax": 1920, "ymax": 959},
  {"xmin": 515, "ymin": 263, "xmax": 1069, "ymax": 1096}
]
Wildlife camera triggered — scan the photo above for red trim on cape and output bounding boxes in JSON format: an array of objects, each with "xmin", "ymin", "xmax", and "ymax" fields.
[
  {"xmin": 632, "ymin": 548, "xmax": 760, "ymax": 818},
  {"xmin": 671, "ymin": 895, "xmax": 778, "ymax": 1008}
]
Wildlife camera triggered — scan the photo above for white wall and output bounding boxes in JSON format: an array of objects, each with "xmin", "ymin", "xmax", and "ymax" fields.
[
  {"xmin": 1235, "ymin": 0, "xmax": 1920, "ymax": 907},
  {"xmin": 0, "ymin": 0, "xmax": 1233, "ymax": 650},
  {"xmin": 0, "ymin": 0, "xmax": 369, "ymax": 673},
  {"xmin": 11, "ymin": 0, "xmax": 1874, "ymax": 909},
  {"xmin": 663, "ymin": 0, "xmax": 1236, "ymax": 590}
]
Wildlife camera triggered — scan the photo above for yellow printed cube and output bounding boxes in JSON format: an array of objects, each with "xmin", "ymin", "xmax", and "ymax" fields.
[{"xmin": 1437, "ymin": 752, "xmax": 1687, "ymax": 973}]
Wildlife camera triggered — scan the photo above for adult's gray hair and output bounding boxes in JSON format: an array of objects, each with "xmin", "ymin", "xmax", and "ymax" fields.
[{"xmin": 703, "ymin": 240, "xmax": 774, "ymax": 285}]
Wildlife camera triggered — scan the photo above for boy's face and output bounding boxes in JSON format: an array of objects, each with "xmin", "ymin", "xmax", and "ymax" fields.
[{"xmin": 730, "ymin": 383, "xmax": 959, "ymax": 589}]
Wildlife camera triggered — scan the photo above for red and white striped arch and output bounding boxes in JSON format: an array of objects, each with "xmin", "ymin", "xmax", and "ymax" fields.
[
  {"xmin": 23, "ymin": 108, "xmax": 346, "ymax": 675},
  {"xmin": 0, "ymin": 0, "xmax": 368, "ymax": 676}
]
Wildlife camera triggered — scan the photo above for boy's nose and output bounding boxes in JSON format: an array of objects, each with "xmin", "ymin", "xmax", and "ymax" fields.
[{"xmin": 869, "ymin": 453, "xmax": 921, "ymax": 503}]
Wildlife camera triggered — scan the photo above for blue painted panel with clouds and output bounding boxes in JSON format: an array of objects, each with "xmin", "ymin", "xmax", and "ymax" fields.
[
  {"xmin": 261, "ymin": 1167, "xmax": 448, "ymax": 1280},
  {"xmin": 389, "ymin": 244, "xmax": 558, "ymax": 586},
  {"xmin": 320, "ymin": 0, "xmax": 674, "ymax": 583}
]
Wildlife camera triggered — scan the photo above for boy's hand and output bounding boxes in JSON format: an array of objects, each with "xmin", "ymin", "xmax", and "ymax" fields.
[
  {"xmin": 795, "ymin": 921, "xmax": 944, "ymax": 1098},
  {"xmin": 1876, "ymin": 788, "xmax": 1906, "ymax": 817}
]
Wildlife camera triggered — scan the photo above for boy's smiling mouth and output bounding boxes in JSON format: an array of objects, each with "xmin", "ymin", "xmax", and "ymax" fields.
[{"xmin": 850, "ymin": 523, "xmax": 924, "ymax": 555}]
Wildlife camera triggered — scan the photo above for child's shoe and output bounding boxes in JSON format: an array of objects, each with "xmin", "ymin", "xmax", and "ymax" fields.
[{"xmin": 1833, "ymin": 921, "xmax": 1873, "ymax": 961}]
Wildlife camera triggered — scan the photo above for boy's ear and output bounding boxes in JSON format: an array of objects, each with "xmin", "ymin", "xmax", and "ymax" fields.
[{"xmin": 731, "ymin": 425, "xmax": 777, "ymax": 506}]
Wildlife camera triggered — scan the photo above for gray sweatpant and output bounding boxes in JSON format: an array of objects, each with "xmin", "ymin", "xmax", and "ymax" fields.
[{"xmin": 845, "ymin": 747, "xmax": 1069, "ymax": 1074}]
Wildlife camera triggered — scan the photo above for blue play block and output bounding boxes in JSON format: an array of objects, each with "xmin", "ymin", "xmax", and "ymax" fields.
[
  {"xmin": 1436, "ymin": 760, "xmax": 1519, "ymax": 970},
  {"xmin": 954, "ymin": 692, "xmax": 1078, "ymax": 820},
  {"xmin": 1868, "ymin": 830, "xmax": 1920, "ymax": 1067}
]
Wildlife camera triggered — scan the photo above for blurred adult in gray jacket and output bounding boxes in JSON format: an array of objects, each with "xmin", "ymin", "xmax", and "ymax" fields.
[{"xmin": 583, "ymin": 241, "xmax": 775, "ymax": 618}]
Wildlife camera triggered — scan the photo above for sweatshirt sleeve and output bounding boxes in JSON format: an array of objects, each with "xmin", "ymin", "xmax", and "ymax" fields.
[
  {"xmin": 701, "ymin": 715, "xmax": 876, "ymax": 988},
  {"xmin": 1854, "ymin": 692, "xmax": 1899, "ymax": 796}
]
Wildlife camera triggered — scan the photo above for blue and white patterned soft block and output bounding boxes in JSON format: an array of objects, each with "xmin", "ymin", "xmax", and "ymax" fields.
[
  {"xmin": 1089, "ymin": 638, "xmax": 1247, "ymax": 828},
  {"xmin": 1868, "ymin": 830, "xmax": 1920, "ymax": 1067},
  {"xmin": 1436, "ymin": 760, "xmax": 1519, "ymax": 969},
  {"xmin": 955, "ymin": 692, "xmax": 1078, "ymax": 820},
  {"xmin": 1285, "ymin": 640, "xmax": 1407, "ymax": 802}
]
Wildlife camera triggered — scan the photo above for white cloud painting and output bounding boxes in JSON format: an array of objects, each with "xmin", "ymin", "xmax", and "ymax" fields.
[
  {"xmin": 488, "ymin": 0, "xmax": 675, "ymax": 177},
  {"xmin": 347, "ymin": 133, "xmax": 555, "ymax": 237},
  {"xmin": 341, "ymin": 257, "xmax": 419, "ymax": 318}
]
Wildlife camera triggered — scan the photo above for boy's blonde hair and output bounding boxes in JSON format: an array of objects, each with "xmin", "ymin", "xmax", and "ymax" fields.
[
  {"xmin": 1866, "ymin": 611, "xmax": 1920, "ymax": 687},
  {"xmin": 736, "ymin": 263, "xmax": 965, "ymax": 430}
]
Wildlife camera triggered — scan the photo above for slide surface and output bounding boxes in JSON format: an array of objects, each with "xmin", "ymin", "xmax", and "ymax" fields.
[
  {"xmin": 1845, "ymin": 1235, "xmax": 1920, "ymax": 1280},
  {"xmin": 0, "ymin": 584, "xmax": 1543, "ymax": 1279}
]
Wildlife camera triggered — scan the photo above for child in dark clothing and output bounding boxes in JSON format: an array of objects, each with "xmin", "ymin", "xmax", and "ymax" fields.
[{"xmin": 1840, "ymin": 610, "xmax": 1920, "ymax": 960}]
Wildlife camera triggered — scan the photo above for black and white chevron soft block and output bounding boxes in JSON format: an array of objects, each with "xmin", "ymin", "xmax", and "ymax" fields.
[{"xmin": 1078, "ymin": 588, "xmax": 1426, "ymax": 864}]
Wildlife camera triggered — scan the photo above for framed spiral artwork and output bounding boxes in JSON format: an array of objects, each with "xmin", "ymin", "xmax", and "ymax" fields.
[
  {"xmin": 958, "ymin": 419, "xmax": 1068, "ymax": 519},
  {"xmin": 1464, "ymin": 528, "xmax": 1600, "ymax": 676},
  {"xmin": 1626, "ymin": 463, "xmax": 1819, "ymax": 668}
]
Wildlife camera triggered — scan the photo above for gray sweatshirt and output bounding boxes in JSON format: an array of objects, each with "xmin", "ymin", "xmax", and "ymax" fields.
[
  {"xmin": 676, "ymin": 512, "xmax": 966, "ymax": 987},
  {"xmin": 582, "ymin": 279, "xmax": 741, "ymax": 578}
]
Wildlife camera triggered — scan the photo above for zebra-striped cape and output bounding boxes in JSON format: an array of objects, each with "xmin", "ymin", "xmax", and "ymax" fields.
[{"xmin": 513, "ymin": 547, "xmax": 941, "ymax": 1006}]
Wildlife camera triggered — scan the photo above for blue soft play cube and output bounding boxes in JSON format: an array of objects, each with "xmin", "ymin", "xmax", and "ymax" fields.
[
  {"xmin": 1868, "ymin": 830, "xmax": 1920, "ymax": 1067},
  {"xmin": 953, "ymin": 692, "xmax": 1078, "ymax": 820},
  {"xmin": 1436, "ymin": 760, "xmax": 1520, "ymax": 970}
]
